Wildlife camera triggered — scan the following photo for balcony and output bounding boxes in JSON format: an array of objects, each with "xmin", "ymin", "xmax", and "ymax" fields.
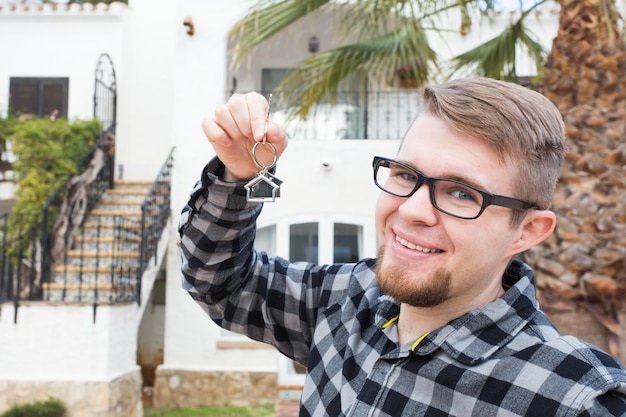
[{"xmin": 259, "ymin": 89, "xmax": 422, "ymax": 141}]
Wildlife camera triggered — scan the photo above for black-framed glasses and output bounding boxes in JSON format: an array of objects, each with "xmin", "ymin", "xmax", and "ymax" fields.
[{"xmin": 372, "ymin": 156, "xmax": 539, "ymax": 220}]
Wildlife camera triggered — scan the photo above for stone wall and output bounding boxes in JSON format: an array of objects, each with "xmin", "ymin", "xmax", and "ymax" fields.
[
  {"xmin": 153, "ymin": 368, "xmax": 277, "ymax": 408},
  {"xmin": 0, "ymin": 369, "xmax": 142, "ymax": 417}
]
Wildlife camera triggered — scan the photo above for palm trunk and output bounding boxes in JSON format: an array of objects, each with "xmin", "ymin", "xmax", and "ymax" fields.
[{"xmin": 528, "ymin": 0, "xmax": 626, "ymax": 358}]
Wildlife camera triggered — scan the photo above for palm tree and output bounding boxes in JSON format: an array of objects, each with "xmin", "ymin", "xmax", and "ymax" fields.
[
  {"xmin": 228, "ymin": 0, "xmax": 626, "ymax": 358},
  {"xmin": 525, "ymin": 0, "xmax": 626, "ymax": 359}
]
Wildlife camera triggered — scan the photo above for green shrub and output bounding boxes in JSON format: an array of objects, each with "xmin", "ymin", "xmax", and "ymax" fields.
[
  {"xmin": 1, "ymin": 116, "xmax": 100, "ymax": 251},
  {"xmin": 0, "ymin": 397, "xmax": 66, "ymax": 417}
]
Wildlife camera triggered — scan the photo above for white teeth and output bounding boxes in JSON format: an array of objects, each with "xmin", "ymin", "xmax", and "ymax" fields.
[{"xmin": 396, "ymin": 236, "xmax": 440, "ymax": 253}]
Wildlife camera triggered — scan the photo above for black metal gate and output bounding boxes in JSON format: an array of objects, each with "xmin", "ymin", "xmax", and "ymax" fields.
[{"xmin": 93, "ymin": 53, "xmax": 117, "ymax": 134}]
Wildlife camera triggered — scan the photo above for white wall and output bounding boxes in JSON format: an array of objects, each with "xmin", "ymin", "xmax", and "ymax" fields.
[
  {"xmin": 0, "ymin": 3, "xmax": 125, "ymax": 120},
  {"xmin": 0, "ymin": 303, "xmax": 139, "ymax": 380},
  {"xmin": 114, "ymin": 0, "xmax": 177, "ymax": 181},
  {"xmin": 164, "ymin": 0, "xmax": 277, "ymax": 372}
]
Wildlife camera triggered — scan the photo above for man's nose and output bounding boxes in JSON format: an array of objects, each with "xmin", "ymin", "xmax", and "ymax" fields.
[{"xmin": 397, "ymin": 182, "xmax": 439, "ymax": 224}]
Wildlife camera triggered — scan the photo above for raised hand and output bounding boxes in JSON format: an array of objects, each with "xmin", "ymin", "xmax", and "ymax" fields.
[{"xmin": 201, "ymin": 92, "xmax": 287, "ymax": 182}]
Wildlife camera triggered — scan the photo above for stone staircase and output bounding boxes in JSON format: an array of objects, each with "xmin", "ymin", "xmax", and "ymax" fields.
[
  {"xmin": 275, "ymin": 385, "xmax": 302, "ymax": 417},
  {"xmin": 42, "ymin": 180, "xmax": 152, "ymax": 303}
]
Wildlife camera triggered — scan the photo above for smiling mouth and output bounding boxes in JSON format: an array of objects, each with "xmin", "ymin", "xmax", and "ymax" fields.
[{"xmin": 395, "ymin": 235, "xmax": 443, "ymax": 253}]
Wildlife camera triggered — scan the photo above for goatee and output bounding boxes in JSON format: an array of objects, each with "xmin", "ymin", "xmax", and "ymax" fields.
[{"xmin": 376, "ymin": 246, "xmax": 451, "ymax": 308}]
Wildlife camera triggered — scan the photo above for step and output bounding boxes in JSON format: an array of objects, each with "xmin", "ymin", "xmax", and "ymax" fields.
[
  {"xmin": 53, "ymin": 264, "xmax": 139, "ymax": 274},
  {"xmin": 52, "ymin": 264, "xmax": 139, "ymax": 281},
  {"xmin": 99, "ymin": 197, "xmax": 144, "ymax": 206},
  {"xmin": 73, "ymin": 236, "xmax": 142, "ymax": 247},
  {"xmin": 82, "ymin": 221, "xmax": 142, "ymax": 230},
  {"xmin": 66, "ymin": 250, "xmax": 141, "ymax": 258},
  {"xmin": 64, "ymin": 251, "xmax": 141, "ymax": 268},
  {"xmin": 85, "ymin": 211, "xmax": 144, "ymax": 226},
  {"xmin": 114, "ymin": 180, "xmax": 152, "ymax": 187},
  {"xmin": 91, "ymin": 209, "xmax": 143, "ymax": 217},
  {"xmin": 42, "ymin": 282, "xmax": 137, "ymax": 303},
  {"xmin": 77, "ymin": 224, "xmax": 142, "ymax": 239},
  {"xmin": 70, "ymin": 237, "xmax": 141, "ymax": 250},
  {"xmin": 113, "ymin": 180, "xmax": 152, "ymax": 191},
  {"xmin": 71, "ymin": 244, "xmax": 140, "ymax": 254},
  {"xmin": 50, "ymin": 274, "xmax": 136, "ymax": 286},
  {"xmin": 106, "ymin": 188, "xmax": 150, "ymax": 197},
  {"xmin": 51, "ymin": 265, "xmax": 138, "ymax": 285},
  {"xmin": 76, "ymin": 234, "xmax": 142, "ymax": 248},
  {"xmin": 94, "ymin": 202, "xmax": 144, "ymax": 212}
]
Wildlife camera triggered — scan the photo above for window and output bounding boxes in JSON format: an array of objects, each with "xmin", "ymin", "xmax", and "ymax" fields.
[
  {"xmin": 9, "ymin": 77, "xmax": 69, "ymax": 118},
  {"xmin": 261, "ymin": 68, "xmax": 289, "ymax": 97},
  {"xmin": 333, "ymin": 223, "xmax": 361, "ymax": 263},
  {"xmin": 290, "ymin": 223, "xmax": 318, "ymax": 263}
]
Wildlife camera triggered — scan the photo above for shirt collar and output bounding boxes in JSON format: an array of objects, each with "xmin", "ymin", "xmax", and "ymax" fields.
[{"xmin": 376, "ymin": 259, "xmax": 541, "ymax": 365}]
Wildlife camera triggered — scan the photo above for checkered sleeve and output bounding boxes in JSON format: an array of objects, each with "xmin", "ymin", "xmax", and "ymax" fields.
[{"xmin": 178, "ymin": 158, "xmax": 327, "ymax": 364}]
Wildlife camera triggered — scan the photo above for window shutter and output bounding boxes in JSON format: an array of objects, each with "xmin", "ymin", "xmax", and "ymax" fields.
[
  {"xmin": 42, "ymin": 81, "xmax": 65, "ymax": 117},
  {"xmin": 9, "ymin": 77, "xmax": 69, "ymax": 118},
  {"xmin": 9, "ymin": 79, "xmax": 38, "ymax": 116}
]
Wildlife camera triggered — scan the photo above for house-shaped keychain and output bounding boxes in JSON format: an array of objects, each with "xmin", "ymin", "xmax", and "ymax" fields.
[{"xmin": 245, "ymin": 172, "xmax": 282, "ymax": 202}]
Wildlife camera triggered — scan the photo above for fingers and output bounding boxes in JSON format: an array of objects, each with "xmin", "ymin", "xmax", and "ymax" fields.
[
  {"xmin": 201, "ymin": 92, "xmax": 288, "ymax": 181},
  {"xmin": 226, "ymin": 92, "xmax": 268, "ymax": 141},
  {"xmin": 266, "ymin": 121, "xmax": 287, "ymax": 153},
  {"xmin": 203, "ymin": 92, "xmax": 287, "ymax": 146}
]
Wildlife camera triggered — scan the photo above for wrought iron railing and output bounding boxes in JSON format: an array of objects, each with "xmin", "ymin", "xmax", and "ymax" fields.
[
  {"xmin": 0, "ymin": 212, "xmax": 40, "ymax": 307},
  {"xmin": 137, "ymin": 147, "xmax": 174, "ymax": 299},
  {"xmin": 246, "ymin": 89, "xmax": 423, "ymax": 140},
  {"xmin": 0, "ymin": 144, "xmax": 174, "ymax": 322}
]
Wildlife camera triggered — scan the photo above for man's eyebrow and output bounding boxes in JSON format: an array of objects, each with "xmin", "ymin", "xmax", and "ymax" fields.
[
  {"xmin": 396, "ymin": 158, "xmax": 491, "ymax": 192},
  {"xmin": 443, "ymin": 174, "xmax": 490, "ymax": 192}
]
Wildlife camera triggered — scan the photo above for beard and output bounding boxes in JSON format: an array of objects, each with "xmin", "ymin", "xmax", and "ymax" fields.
[{"xmin": 376, "ymin": 246, "xmax": 452, "ymax": 308}]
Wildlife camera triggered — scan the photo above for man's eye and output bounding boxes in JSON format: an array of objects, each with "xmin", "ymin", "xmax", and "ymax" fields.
[
  {"xmin": 400, "ymin": 171, "xmax": 418, "ymax": 182},
  {"xmin": 393, "ymin": 170, "xmax": 418, "ymax": 183},
  {"xmin": 451, "ymin": 189, "xmax": 476, "ymax": 201}
]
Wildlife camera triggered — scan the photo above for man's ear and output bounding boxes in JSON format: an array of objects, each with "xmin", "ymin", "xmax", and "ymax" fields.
[{"xmin": 509, "ymin": 210, "xmax": 556, "ymax": 255}]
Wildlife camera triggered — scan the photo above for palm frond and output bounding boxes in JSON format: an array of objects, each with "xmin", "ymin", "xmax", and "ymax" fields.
[
  {"xmin": 275, "ymin": 20, "xmax": 437, "ymax": 118},
  {"xmin": 229, "ymin": 0, "xmax": 331, "ymax": 66},
  {"xmin": 450, "ymin": 10, "xmax": 546, "ymax": 80}
]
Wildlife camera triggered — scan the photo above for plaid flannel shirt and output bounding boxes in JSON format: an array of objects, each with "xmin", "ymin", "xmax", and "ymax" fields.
[{"xmin": 179, "ymin": 158, "xmax": 626, "ymax": 417}]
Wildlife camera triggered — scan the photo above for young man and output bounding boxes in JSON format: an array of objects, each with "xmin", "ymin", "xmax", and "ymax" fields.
[{"xmin": 179, "ymin": 78, "xmax": 626, "ymax": 416}]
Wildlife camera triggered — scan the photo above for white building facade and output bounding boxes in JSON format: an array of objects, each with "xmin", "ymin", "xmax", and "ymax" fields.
[{"xmin": 0, "ymin": 1, "xmax": 561, "ymax": 415}]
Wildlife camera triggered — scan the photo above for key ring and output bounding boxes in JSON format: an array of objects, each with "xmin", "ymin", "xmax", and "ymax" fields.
[{"xmin": 251, "ymin": 141, "xmax": 278, "ymax": 170}]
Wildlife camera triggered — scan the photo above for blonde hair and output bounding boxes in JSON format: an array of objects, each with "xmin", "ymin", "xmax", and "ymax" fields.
[{"xmin": 418, "ymin": 77, "xmax": 565, "ymax": 226}]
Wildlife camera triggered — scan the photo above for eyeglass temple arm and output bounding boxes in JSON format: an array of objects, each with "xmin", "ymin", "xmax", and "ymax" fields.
[{"xmin": 488, "ymin": 195, "xmax": 539, "ymax": 210}]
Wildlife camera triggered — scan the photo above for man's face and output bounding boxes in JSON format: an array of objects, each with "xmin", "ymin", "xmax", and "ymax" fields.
[{"xmin": 375, "ymin": 113, "xmax": 526, "ymax": 310}]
